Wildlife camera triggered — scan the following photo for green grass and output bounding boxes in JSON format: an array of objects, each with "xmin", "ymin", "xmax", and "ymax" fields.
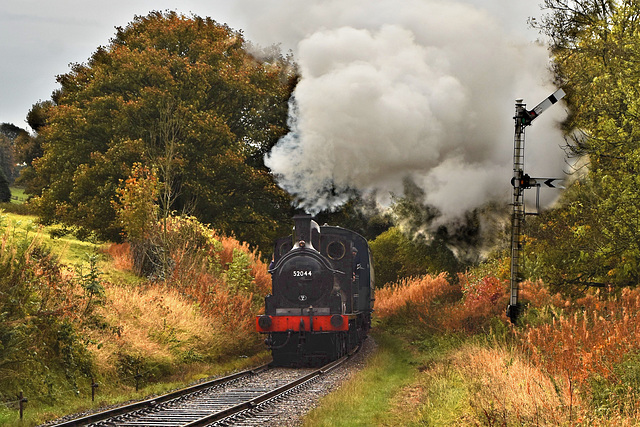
[
  {"xmin": 405, "ymin": 334, "xmax": 473, "ymax": 426},
  {"xmin": 0, "ymin": 211, "xmax": 131, "ymax": 284},
  {"xmin": 303, "ymin": 328, "xmax": 474, "ymax": 426},
  {"xmin": 303, "ymin": 330, "xmax": 415, "ymax": 426},
  {"xmin": 0, "ymin": 211, "xmax": 99, "ymax": 265},
  {"xmin": 413, "ymin": 359, "xmax": 471, "ymax": 426},
  {"xmin": 9, "ymin": 186, "xmax": 27, "ymax": 203}
]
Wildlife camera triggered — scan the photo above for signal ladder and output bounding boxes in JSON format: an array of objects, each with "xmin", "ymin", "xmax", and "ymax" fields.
[{"xmin": 507, "ymin": 89, "xmax": 565, "ymax": 322}]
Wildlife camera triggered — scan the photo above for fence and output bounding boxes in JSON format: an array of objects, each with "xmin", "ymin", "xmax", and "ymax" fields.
[{"xmin": 1, "ymin": 369, "xmax": 149, "ymax": 421}]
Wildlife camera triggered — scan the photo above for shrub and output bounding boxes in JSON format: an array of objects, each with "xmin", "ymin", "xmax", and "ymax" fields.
[
  {"xmin": 521, "ymin": 287, "xmax": 640, "ymax": 402},
  {"xmin": 447, "ymin": 274, "xmax": 509, "ymax": 333},
  {"xmin": 374, "ymin": 274, "xmax": 461, "ymax": 332},
  {"xmin": 369, "ymin": 227, "xmax": 460, "ymax": 287},
  {"xmin": 108, "ymin": 215, "xmax": 270, "ymax": 358},
  {"xmin": 0, "ymin": 227, "xmax": 94, "ymax": 403},
  {"xmin": 374, "ymin": 272, "xmax": 510, "ymax": 334}
]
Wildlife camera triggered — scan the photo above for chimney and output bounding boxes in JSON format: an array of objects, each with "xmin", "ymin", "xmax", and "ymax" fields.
[{"xmin": 293, "ymin": 214, "xmax": 319, "ymax": 249}]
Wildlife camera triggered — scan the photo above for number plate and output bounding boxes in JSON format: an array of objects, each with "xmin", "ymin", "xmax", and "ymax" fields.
[{"xmin": 293, "ymin": 270, "xmax": 312, "ymax": 277}]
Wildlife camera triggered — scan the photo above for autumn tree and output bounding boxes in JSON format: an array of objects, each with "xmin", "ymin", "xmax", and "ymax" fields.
[
  {"xmin": 527, "ymin": 1, "xmax": 640, "ymax": 290},
  {"xmin": 0, "ymin": 123, "xmax": 29, "ymax": 183},
  {"xmin": 27, "ymin": 11, "xmax": 295, "ymax": 250}
]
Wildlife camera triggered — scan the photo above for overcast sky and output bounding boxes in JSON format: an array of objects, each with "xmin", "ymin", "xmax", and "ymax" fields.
[{"xmin": 0, "ymin": 1, "xmax": 545, "ymax": 131}]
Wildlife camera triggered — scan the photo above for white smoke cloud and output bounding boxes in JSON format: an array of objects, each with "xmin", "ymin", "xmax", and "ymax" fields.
[{"xmin": 255, "ymin": 0, "xmax": 566, "ymax": 219}]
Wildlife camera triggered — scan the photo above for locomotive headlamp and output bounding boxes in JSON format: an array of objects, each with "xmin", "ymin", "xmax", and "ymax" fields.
[
  {"xmin": 330, "ymin": 314, "xmax": 344, "ymax": 328},
  {"xmin": 298, "ymin": 240, "xmax": 306, "ymax": 248},
  {"xmin": 258, "ymin": 315, "xmax": 272, "ymax": 329}
]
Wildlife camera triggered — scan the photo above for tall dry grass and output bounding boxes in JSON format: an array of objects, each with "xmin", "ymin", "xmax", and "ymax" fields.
[
  {"xmin": 453, "ymin": 344, "xmax": 574, "ymax": 426},
  {"xmin": 374, "ymin": 274, "xmax": 453, "ymax": 322},
  {"xmin": 100, "ymin": 219, "xmax": 270, "ymax": 365},
  {"xmin": 374, "ymin": 273, "xmax": 508, "ymax": 333},
  {"xmin": 523, "ymin": 287, "xmax": 640, "ymax": 383},
  {"xmin": 86, "ymin": 284, "xmax": 221, "ymax": 379},
  {"xmin": 103, "ymin": 243, "xmax": 134, "ymax": 271},
  {"xmin": 375, "ymin": 273, "xmax": 640, "ymax": 423},
  {"xmin": 520, "ymin": 286, "xmax": 640, "ymax": 420}
]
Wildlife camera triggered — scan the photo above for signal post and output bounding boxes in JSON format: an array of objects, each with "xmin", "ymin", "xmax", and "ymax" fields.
[{"xmin": 507, "ymin": 89, "xmax": 565, "ymax": 323}]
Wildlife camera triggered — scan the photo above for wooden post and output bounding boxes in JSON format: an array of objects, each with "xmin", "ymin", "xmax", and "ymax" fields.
[
  {"xmin": 91, "ymin": 378, "xmax": 99, "ymax": 402},
  {"xmin": 135, "ymin": 370, "xmax": 142, "ymax": 392},
  {"xmin": 18, "ymin": 391, "xmax": 27, "ymax": 420}
]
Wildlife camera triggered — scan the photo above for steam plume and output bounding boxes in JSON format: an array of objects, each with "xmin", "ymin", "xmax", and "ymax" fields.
[{"xmin": 252, "ymin": 0, "xmax": 566, "ymax": 220}]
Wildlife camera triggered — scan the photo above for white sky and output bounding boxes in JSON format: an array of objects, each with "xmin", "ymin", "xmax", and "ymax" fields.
[{"xmin": 0, "ymin": 1, "xmax": 545, "ymax": 131}]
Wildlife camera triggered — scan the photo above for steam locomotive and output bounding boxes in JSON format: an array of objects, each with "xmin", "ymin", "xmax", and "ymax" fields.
[{"xmin": 256, "ymin": 214, "xmax": 374, "ymax": 366}]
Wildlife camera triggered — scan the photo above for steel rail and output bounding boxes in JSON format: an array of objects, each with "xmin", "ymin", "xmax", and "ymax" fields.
[
  {"xmin": 184, "ymin": 347, "xmax": 357, "ymax": 427},
  {"xmin": 51, "ymin": 364, "xmax": 270, "ymax": 427}
]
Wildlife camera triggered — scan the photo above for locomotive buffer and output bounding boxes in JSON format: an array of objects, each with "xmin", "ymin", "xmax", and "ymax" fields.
[{"xmin": 507, "ymin": 89, "xmax": 565, "ymax": 323}]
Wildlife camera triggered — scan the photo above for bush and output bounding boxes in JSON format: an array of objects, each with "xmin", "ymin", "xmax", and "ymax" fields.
[
  {"xmin": 0, "ymin": 202, "xmax": 33, "ymax": 215},
  {"xmin": 374, "ymin": 272, "xmax": 509, "ymax": 334},
  {"xmin": 520, "ymin": 287, "xmax": 640, "ymax": 406},
  {"xmin": 105, "ymin": 215, "xmax": 271, "ymax": 359},
  {"xmin": 0, "ymin": 227, "xmax": 94, "ymax": 403},
  {"xmin": 369, "ymin": 227, "xmax": 460, "ymax": 288}
]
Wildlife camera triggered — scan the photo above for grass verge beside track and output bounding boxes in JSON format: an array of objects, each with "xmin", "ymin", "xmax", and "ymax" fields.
[{"xmin": 303, "ymin": 328, "xmax": 473, "ymax": 426}]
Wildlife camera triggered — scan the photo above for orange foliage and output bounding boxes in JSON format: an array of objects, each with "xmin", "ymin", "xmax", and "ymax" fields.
[
  {"xmin": 521, "ymin": 287, "xmax": 640, "ymax": 392},
  {"xmin": 375, "ymin": 268, "xmax": 640, "ymax": 422},
  {"xmin": 104, "ymin": 217, "xmax": 271, "ymax": 355},
  {"xmin": 216, "ymin": 234, "xmax": 271, "ymax": 297},
  {"xmin": 374, "ymin": 273, "xmax": 509, "ymax": 333},
  {"xmin": 448, "ymin": 274, "xmax": 509, "ymax": 332},
  {"xmin": 374, "ymin": 274, "xmax": 453, "ymax": 320},
  {"xmin": 103, "ymin": 242, "xmax": 134, "ymax": 271},
  {"xmin": 167, "ymin": 268, "xmax": 259, "ymax": 353},
  {"xmin": 453, "ymin": 345, "xmax": 574, "ymax": 425},
  {"xmin": 161, "ymin": 226, "xmax": 269, "ymax": 354}
]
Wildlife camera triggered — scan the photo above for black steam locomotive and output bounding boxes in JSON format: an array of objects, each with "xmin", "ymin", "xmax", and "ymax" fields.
[{"xmin": 256, "ymin": 214, "xmax": 374, "ymax": 366}]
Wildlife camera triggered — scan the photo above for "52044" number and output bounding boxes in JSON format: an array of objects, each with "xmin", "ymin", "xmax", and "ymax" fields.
[{"xmin": 293, "ymin": 270, "xmax": 312, "ymax": 277}]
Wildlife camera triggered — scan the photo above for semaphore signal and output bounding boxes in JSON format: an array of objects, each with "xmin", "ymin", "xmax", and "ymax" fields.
[{"xmin": 507, "ymin": 89, "xmax": 565, "ymax": 323}]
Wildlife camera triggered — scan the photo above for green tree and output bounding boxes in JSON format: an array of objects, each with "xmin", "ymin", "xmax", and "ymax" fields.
[
  {"xmin": 27, "ymin": 11, "xmax": 294, "ymax": 250},
  {"xmin": 314, "ymin": 195, "xmax": 393, "ymax": 241},
  {"xmin": 527, "ymin": 1, "xmax": 640, "ymax": 290},
  {"xmin": 0, "ymin": 123, "xmax": 30, "ymax": 183},
  {"xmin": 369, "ymin": 227, "xmax": 460, "ymax": 287},
  {"xmin": 0, "ymin": 166, "xmax": 10, "ymax": 202},
  {"xmin": 0, "ymin": 134, "xmax": 14, "ymax": 187}
]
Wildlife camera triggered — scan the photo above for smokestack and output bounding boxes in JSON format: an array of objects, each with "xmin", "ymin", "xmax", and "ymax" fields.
[{"xmin": 293, "ymin": 214, "xmax": 320, "ymax": 249}]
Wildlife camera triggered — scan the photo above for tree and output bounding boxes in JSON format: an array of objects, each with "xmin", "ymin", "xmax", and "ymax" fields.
[
  {"xmin": 535, "ymin": 0, "xmax": 640, "ymax": 166},
  {"xmin": 0, "ymin": 167, "xmax": 10, "ymax": 202},
  {"xmin": 314, "ymin": 195, "xmax": 393, "ymax": 241},
  {"xmin": 0, "ymin": 135, "xmax": 14, "ymax": 186},
  {"xmin": 27, "ymin": 11, "xmax": 295, "ymax": 250},
  {"xmin": 0, "ymin": 123, "xmax": 30, "ymax": 184},
  {"xmin": 0, "ymin": 123, "xmax": 24, "ymax": 140},
  {"xmin": 526, "ymin": 1, "xmax": 640, "ymax": 290},
  {"xmin": 369, "ymin": 226, "xmax": 461, "ymax": 287}
]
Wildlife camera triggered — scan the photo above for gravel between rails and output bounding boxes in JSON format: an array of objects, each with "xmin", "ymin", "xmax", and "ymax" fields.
[{"xmin": 254, "ymin": 336, "xmax": 377, "ymax": 427}]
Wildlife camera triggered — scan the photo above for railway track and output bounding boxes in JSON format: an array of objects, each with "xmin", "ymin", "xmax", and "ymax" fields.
[{"xmin": 50, "ymin": 349, "xmax": 356, "ymax": 427}]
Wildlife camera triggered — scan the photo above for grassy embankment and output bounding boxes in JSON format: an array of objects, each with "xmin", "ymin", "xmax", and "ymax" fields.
[
  {"xmin": 0, "ymin": 201, "xmax": 271, "ymax": 427},
  {"xmin": 307, "ymin": 274, "xmax": 640, "ymax": 426}
]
